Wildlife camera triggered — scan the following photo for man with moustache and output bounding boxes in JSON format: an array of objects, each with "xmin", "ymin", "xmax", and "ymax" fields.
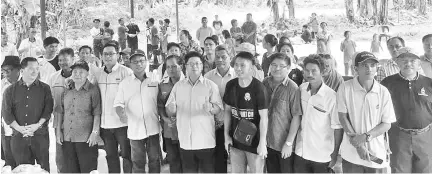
[{"xmin": 420, "ymin": 34, "xmax": 432, "ymax": 78}]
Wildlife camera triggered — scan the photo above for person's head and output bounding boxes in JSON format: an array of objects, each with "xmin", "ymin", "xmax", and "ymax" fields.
[
  {"xmin": 320, "ymin": 22, "xmax": 327, "ymax": 30},
  {"xmin": 303, "ymin": 54, "xmax": 325, "ymax": 84},
  {"xmin": 43, "ymin": 36, "xmax": 60, "ymax": 54},
  {"xmin": 128, "ymin": 53, "xmax": 148, "ymax": 74},
  {"xmin": 213, "ymin": 21, "xmax": 222, "ymax": 29},
  {"xmin": 422, "ymin": 34, "xmax": 432, "ymax": 55},
  {"xmin": 246, "ymin": 13, "xmax": 252, "ymax": 22},
  {"xmin": 382, "ymin": 26, "xmax": 389, "ymax": 33},
  {"xmin": 145, "ymin": 21, "xmax": 149, "ymax": 27},
  {"xmin": 104, "ymin": 21, "xmax": 110, "ymax": 28},
  {"xmin": 164, "ymin": 19, "xmax": 170, "ymax": 26},
  {"xmin": 102, "ymin": 43, "xmax": 119, "ymax": 67},
  {"xmin": 93, "ymin": 19, "xmax": 101, "ymax": 28},
  {"xmin": 204, "ymin": 36, "xmax": 218, "ymax": 55},
  {"xmin": 118, "ymin": 18, "xmax": 124, "ymax": 25},
  {"xmin": 1, "ymin": 56, "xmax": 21, "ymax": 81},
  {"xmin": 148, "ymin": 18, "xmax": 155, "ymax": 25},
  {"xmin": 29, "ymin": 28, "xmax": 37, "ymax": 39},
  {"xmin": 202, "ymin": 17, "xmax": 208, "ymax": 27},
  {"xmin": 344, "ymin": 31, "xmax": 351, "ymax": 39},
  {"xmin": 269, "ymin": 53, "xmax": 291, "ymax": 79},
  {"xmin": 373, "ymin": 33, "xmax": 379, "ymax": 41},
  {"xmin": 159, "ymin": 20, "xmax": 164, "ymax": 26},
  {"xmin": 120, "ymin": 48, "xmax": 132, "ymax": 65},
  {"xmin": 263, "ymin": 34, "xmax": 278, "ymax": 49},
  {"xmin": 215, "ymin": 45, "xmax": 232, "ymax": 71},
  {"xmin": 167, "ymin": 42, "xmax": 181, "ymax": 56},
  {"xmin": 317, "ymin": 54, "xmax": 334, "ymax": 76},
  {"xmin": 20, "ymin": 57, "xmax": 40, "ymax": 82},
  {"xmin": 235, "ymin": 37, "xmax": 244, "ymax": 46},
  {"xmin": 222, "ymin": 30, "xmax": 231, "ymax": 39},
  {"xmin": 302, "ymin": 25, "xmax": 309, "ymax": 31},
  {"xmin": 184, "ymin": 51, "xmax": 204, "ymax": 77},
  {"xmin": 165, "ymin": 55, "xmax": 184, "ymax": 78},
  {"xmin": 78, "ymin": 45, "xmax": 92, "ymax": 61},
  {"xmin": 58, "ymin": 48, "xmax": 75, "ymax": 70},
  {"xmin": 353, "ymin": 51, "xmax": 379, "ymax": 80},
  {"xmin": 279, "ymin": 36, "xmax": 291, "ymax": 44},
  {"xmin": 311, "ymin": 13, "xmax": 317, "ymax": 17},
  {"xmin": 387, "ymin": 37, "xmax": 405, "ymax": 58},
  {"xmin": 277, "ymin": 43, "xmax": 295, "ymax": 60},
  {"xmin": 70, "ymin": 60, "xmax": 89, "ymax": 84},
  {"xmin": 396, "ymin": 47, "xmax": 421, "ymax": 76},
  {"xmin": 231, "ymin": 19, "xmax": 238, "ymax": 27},
  {"xmin": 1, "ymin": 31, "xmax": 7, "ymax": 45},
  {"xmin": 180, "ymin": 30, "xmax": 192, "ymax": 42},
  {"xmin": 234, "ymin": 51, "xmax": 255, "ymax": 79}
]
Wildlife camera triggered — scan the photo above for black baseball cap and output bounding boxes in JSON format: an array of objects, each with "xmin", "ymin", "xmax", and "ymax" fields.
[
  {"xmin": 396, "ymin": 47, "xmax": 420, "ymax": 60},
  {"xmin": 70, "ymin": 60, "xmax": 89, "ymax": 71},
  {"xmin": 129, "ymin": 49, "xmax": 147, "ymax": 60},
  {"xmin": 1, "ymin": 56, "xmax": 21, "ymax": 68},
  {"xmin": 354, "ymin": 51, "xmax": 379, "ymax": 66}
]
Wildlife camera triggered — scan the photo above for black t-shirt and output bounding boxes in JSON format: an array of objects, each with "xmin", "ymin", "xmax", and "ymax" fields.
[
  {"xmin": 289, "ymin": 68, "xmax": 303, "ymax": 86},
  {"xmin": 223, "ymin": 77, "xmax": 269, "ymax": 154},
  {"xmin": 40, "ymin": 55, "xmax": 60, "ymax": 71},
  {"xmin": 127, "ymin": 23, "xmax": 140, "ymax": 35}
]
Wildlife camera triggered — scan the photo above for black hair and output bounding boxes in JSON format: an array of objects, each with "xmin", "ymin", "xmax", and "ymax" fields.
[
  {"xmin": 279, "ymin": 36, "xmax": 291, "ymax": 44},
  {"xmin": 104, "ymin": 21, "xmax": 110, "ymax": 28},
  {"xmin": 79, "ymin": 45, "xmax": 93, "ymax": 53},
  {"xmin": 302, "ymin": 25, "xmax": 308, "ymax": 28},
  {"xmin": 167, "ymin": 42, "xmax": 180, "ymax": 51},
  {"xmin": 118, "ymin": 18, "xmax": 123, "ymax": 22},
  {"xmin": 264, "ymin": 34, "xmax": 278, "ymax": 47},
  {"xmin": 235, "ymin": 37, "xmax": 244, "ymax": 44},
  {"xmin": 184, "ymin": 51, "xmax": 204, "ymax": 64},
  {"xmin": 59, "ymin": 48, "xmax": 75, "ymax": 57},
  {"xmin": 202, "ymin": 17, "xmax": 207, "ymax": 21},
  {"xmin": 303, "ymin": 54, "xmax": 325, "ymax": 73},
  {"xmin": 204, "ymin": 36, "xmax": 219, "ymax": 45},
  {"xmin": 320, "ymin": 22, "xmax": 327, "ymax": 27},
  {"xmin": 387, "ymin": 37, "xmax": 405, "ymax": 47},
  {"xmin": 344, "ymin": 31, "xmax": 351, "ymax": 37},
  {"xmin": 213, "ymin": 21, "xmax": 222, "ymax": 28},
  {"xmin": 164, "ymin": 19, "xmax": 170, "ymax": 24},
  {"xmin": 20, "ymin": 57, "xmax": 39, "ymax": 69},
  {"xmin": 222, "ymin": 30, "xmax": 231, "ymax": 39},
  {"xmin": 129, "ymin": 53, "xmax": 146, "ymax": 61},
  {"xmin": 269, "ymin": 52, "xmax": 291, "ymax": 66},
  {"xmin": 422, "ymin": 34, "xmax": 432, "ymax": 43},
  {"xmin": 231, "ymin": 19, "xmax": 237, "ymax": 26},
  {"xmin": 103, "ymin": 42, "xmax": 119, "ymax": 52},
  {"xmin": 276, "ymin": 43, "xmax": 294, "ymax": 54},
  {"xmin": 381, "ymin": 26, "xmax": 389, "ymax": 32},
  {"xmin": 43, "ymin": 36, "xmax": 60, "ymax": 47},
  {"xmin": 93, "ymin": 19, "xmax": 100, "ymax": 23},
  {"xmin": 181, "ymin": 30, "xmax": 193, "ymax": 41},
  {"xmin": 165, "ymin": 55, "xmax": 184, "ymax": 66},
  {"xmin": 235, "ymin": 51, "xmax": 256, "ymax": 65},
  {"xmin": 149, "ymin": 18, "xmax": 155, "ymax": 24}
]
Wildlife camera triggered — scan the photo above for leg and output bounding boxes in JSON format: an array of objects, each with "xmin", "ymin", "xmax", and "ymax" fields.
[
  {"xmin": 165, "ymin": 139, "xmax": 183, "ymax": 173},
  {"xmin": 75, "ymin": 142, "xmax": 98, "ymax": 173},
  {"xmin": 2, "ymin": 136, "xmax": 16, "ymax": 168},
  {"xmin": 265, "ymin": 147, "xmax": 281, "ymax": 173},
  {"xmin": 56, "ymin": 143, "xmax": 65, "ymax": 172},
  {"xmin": 100, "ymin": 128, "xmax": 121, "ymax": 173},
  {"xmin": 11, "ymin": 136, "xmax": 32, "ymax": 166},
  {"xmin": 293, "ymin": 154, "xmax": 311, "ymax": 173},
  {"xmin": 245, "ymin": 150, "xmax": 265, "ymax": 173},
  {"xmin": 344, "ymin": 63, "xmax": 349, "ymax": 76},
  {"xmin": 389, "ymin": 126, "xmax": 413, "ymax": 173},
  {"xmin": 180, "ymin": 149, "xmax": 199, "ymax": 173},
  {"xmin": 30, "ymin": 134, "xmax": 50, "ymax": 172},
  {"xmin": 365, "ymin": 166, "xmax": 388, "ymax": 173},
  {"xmin": 230, "ymin": 147, "xmax": 247, "ymax": 173},
  {"xmin": 130, "ymin": 139, "xmax": 147, "ymax": 173},
  {"xmin": 196, "ymin": 148, "xmax": 215, "ymax": 173},
  {"xmin": 145, "ymin": 134, "xmax": 161, "ymax": 173},
  {"xmin": 310, "ymin": 160, "xmax": 331, "ymax": 173},
  {"xmin": 214, "ymin": 127, "xmax": 227, "ymax": 173},
  {"xmin": 62, "ymin": 141, "xmax": 80, "ymax": 173},
  {"xmin": 342, "ymin": 158, "xmax": 365, "ymax": 173},
  {"xmin": 114, "ymin": 127, "xmax": 132, "ymax": 173},
  {"xmin": 412, "ymin": 129, "xmax": 432, "ymax": 173}
]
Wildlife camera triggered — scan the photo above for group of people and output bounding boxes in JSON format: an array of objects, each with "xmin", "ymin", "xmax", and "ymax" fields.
[{"xmin": 1, "ymin": 12, "xmax": 432, "ymax": 174}]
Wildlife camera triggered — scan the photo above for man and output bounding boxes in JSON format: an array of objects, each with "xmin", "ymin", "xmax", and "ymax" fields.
[
  {"xmin": 204, "ymin": 45, "xmax": 237, "ymax": 173},
  {"xmin": 1, "ymin": 56, "xmax": 21, "ymax": 168},
  {"xmin": 338, "ymin": 51, "xmax": 396, "ymax": 173},
  {"xmin": 2, "ymin": 57, "xmax": 54, "ymax": 171},
  {"xmin": 47, "ymin": 48, "xmax": 74, "ymax": 173},
  {"xmin": 1, "ymin": 32, "xmax": 18, "ymax": 64},
  {"xmin": 18, "ymin": 27, "xmax": 43, "ymax": 58},
  {"xmin": 92, "ymin": 43, "xmax": 133, "ymax": 173},
  {"xmin": 38, "ymin": 36, "xmax": 60, "ymax": 83},
  {"xmin": 157, "ymin": 55, "xmax": 185, "ymax": 173},
  {"xmin": 148, "ymin": 18, "xmax": 160, "ymax": 65},
  {"xmin": 196, "ymin": 17, "xmax": 214, "ymax": 48},
  {"xmin": 262, "ymin": 53, "xmax": 302, "ymax": 173},
  {"xmin": 90, "ymin": 19, "xmax": 104, "ymax": 58},
  {"xmin": 118, "ymin": 18, "xmax": 129, "ymax": 51},
  {"xmin": 223, "ymin": 51, "xmax": 269, "ymax": 173},
  {"xmin": 157, "ymin": 42, "xmax": 182, "ymax": 80},
  {"xmin": 119, "ymin": 48, "xmax": 132, "ymax": 68},
  {"xmin": 420, "ymin": 34, "xmax": 432, "ymax": 78},
  {"xmin": 320, "ymin": 54, "xmax": 344, "ymax": 91},
  {"xmin": 77, "ymin": 45, "xmax": 101, "ymax": 82},
  {"xmin": 127, "ymin": 18, "xmax": 140, "ymax": 52},
  {"xmin": 381, "ymin": 50, "xmax": 432, "ymax": 173},
  {"xmin": 165, "ymin": 51, "xmax": 223, "ymax": 173},
  {"xmin": 241, "ymin": 13, "xmax": 257, "ymax": 45},
  {"xmin": 294, "ymin": 54, "xmax": 343, "ymax": 173},
  {"xmin": 212, "ymin": 15, "xmax": 222, "ymax": 29},
  {"xmin": 114, "ymin": 52, "xmax": 161, "ymax": 173}
]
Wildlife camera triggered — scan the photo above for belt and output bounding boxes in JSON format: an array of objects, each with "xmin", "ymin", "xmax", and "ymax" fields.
[{"xmin": 397, "ymin": 123, "xmax": 432, "ymax": 135}]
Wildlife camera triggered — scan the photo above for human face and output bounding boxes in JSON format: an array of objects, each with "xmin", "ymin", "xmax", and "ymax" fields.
[
  {"xmin": 166, "ymin": 58, "xmax": 182, "ymax": 78},
  {"xmin": 29, "ymin": 28, "xmax": 37, "ymax": 38},
  {"xmin": 270, "ymin": 58, "xmax": 290, "ymax": 80},
  {"xmin": 186, "ymin": 57, "xmax": 203, "ymax": 76},
  {"xmin": 246, "ymin": 14, "xmax": 252, "ymax": 21},
  {"xmin": 321, "ymin": 58, "xmax": 333, "ymax": 76},
  {"xmin": 303, "ymin": 63, "xmax": 322, "ymax": 84},
  {"xmin": 202, "ymin": 18, "xmax": 208, "ymax": 27},
  {"xmin": 71, "ymin": 68, "xmax": 89, "ymax": 84},
  {"xmin": 168, "ymin": 47, "xmax": 181, "ymax": 56},
  {"xmin": 354, "ymin": 60, "xmax": 378, "ymax": 80},
  {"xmin": 21, "ymin": 61, "xmax": 40, "ymax": 82},
  {"xmin": 129, "ymin": 56, "xmax": 148, "ymax": 74},
  {"xmin": 232, "ymin": 21, "xmax": 238, "ymax": 27},
  {"xmin": 280, "ymin": 45, "xmax": 294, "ymax": 59},
  {"xmin": 396, "ymin": 56, "xmax": 421, "ymax": 76},
  {"xmin": 234, "ymin": 57, "xmax": 253, "ymax": 78},
  {"xmin": 1, "ymin": 34, "xmax": 8, "ymax": 45},
  {"xmin": 345, "ymin": 32, "xmax": 351, "ymax": 39},
  {"xmin": 423, "ymin": 37, "xmax": 432, "ymax": 55},
  {"xmin": 1, "ymin": 65, "xmax": 20, "ymax": 82},
  {"xmin": 79, "ymin": 48, "xmax": 92, "ymax": 61},
  {"xmin": 215, "ymin": 50, "xmax": 231, "ymax": 70},
  {"xmin": 93, "ymin": 21, "xmax": 100, "ymax": 28},
  {"xmin": 102, "ymin": 46, "xmax": 118, "ymax": 67},
  {"xmin": 180, "ymin": 32, "xmax": 187, "ymax": 42},
  {"xmin": 204, "ymin": 40, "xmax": 216, "ymax": 55},
  {"xmin": 45, "ymin": 43, "xmax": 59, "ymax": 55},
  {"xmin": 119, "ymin": 19, "xmax": 124, "ymax": 25},
  {"xmin": 58, "ymin": 54, "xmax": 74, "ymax": 70},
  {"xmin": 121, "ymin": 54, "xmax": 130, "ymax": 66},
  {"xmin": 387, "ymin": 39, "xmax": 404, "ymax": 58},
  {"xmin": 320, "ymin": 23, "xmax": 327, "ymax": 30}
]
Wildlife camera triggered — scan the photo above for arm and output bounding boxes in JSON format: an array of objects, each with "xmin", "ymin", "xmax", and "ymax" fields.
[
  {"xmin": 41, "ymin": 84, "xmax": 54, "ymax": 122},
  {"xmin": 224, "ymin": 104, "xmax": 233, "ymax": 152},
  {"xmin": 157, "ymin": 85, "xmax": 170, "ymax": 123},
  {"xmin": 196, "ymin": 29, "xmax": 200, "ymax": 42},
  {"xmin": 208, "ymin": 83, "xmax": 223, "ymax": 115},
  {"xmin": 87, "ymin": 86, "xmax": 102, "ymax": 146},
  {"xmin": 257, "ymin": 109, "xmax": 269, "ymax": 157},
  {"xmin": 113, "ymin": 81, "xmax": 127, "ymax": 123},
  {"xmin": 18, "ymin": 40, "xmax": 28, "ymax": 54},
  {"xmin": 165, "ymin": 83, "xmax": 178, "ymax": 117},
  {"xmin": 340, "ymin": 42, "xmax": 344, "ymax": 52}
]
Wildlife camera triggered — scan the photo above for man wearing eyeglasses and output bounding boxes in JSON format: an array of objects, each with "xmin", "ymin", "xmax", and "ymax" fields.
[
  {"xmin": 91, "ymin": 43, "xmax": 133, "ymax": 173},
  {"xmin": 18, "ymin": 28, "xmax": 43, "ymax": 58}
]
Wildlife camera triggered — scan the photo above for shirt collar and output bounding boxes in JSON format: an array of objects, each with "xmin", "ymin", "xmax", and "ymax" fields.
[
  {"xmin": 132, "ymin": 72, "xmax": 148, "ymax": 81},
  {"xmin": 214, "ymin": 67, "xmax": 235, "ymax": 77},
  {"xmin": 306, "ymin": 81, "xmax": 326, "ymax": 96},
  {"xmin": 269, "ymin": 75, "xmax": 291, "ymax": 87},
  {"xmin": 187, "ymin": 75, "xmax": 204, "ymax": 85},
  {"xmin": 398, "ymin": 72, "xmax": 419, "ymax": 81},
  {"xmin": 162, "ymin": 73, "xmax": 185, "ymax": 84},
  {"xmin": 75, "ymin": 79, "xmax": 91, "ymax": 91},
  {"xmin": 104, "ymin": 63, "xmax": 120, "ymax": 74},
  {"xmin": 421, "ymin": 54, "xmax": 432, "ymax": 63},
  {"xmin": 18, "ymin": 78, "xmax": 40, "ymax": 87},
  {"xmin": 353, "ymin": 76, "xmax": 380, "ymax": 93}
]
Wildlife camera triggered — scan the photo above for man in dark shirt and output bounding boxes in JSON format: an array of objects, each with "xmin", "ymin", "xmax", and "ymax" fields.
[
  {"xmin": 223, "ymin": 51, "xmax": 269, "ymax": 173},
  {"xmin": 148, "ymin": 18, "xmax": 160, "ymax": 65},
  {"xmin": 127, "ymin": 18, "xmax": 140, "ymax": 53},
  {"xmin": 2, "ymin": 57, "xmax": 54, "ymax": 171},
  {"xmin": 381, "ymin": 50, "xmax": 432, "ymax": 173},
  {"xmin": 118, "ymin": 18, "xmax": 128, "ymax": 51}
]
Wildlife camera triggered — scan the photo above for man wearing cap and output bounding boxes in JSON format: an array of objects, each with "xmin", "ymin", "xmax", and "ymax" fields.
[
  {"xmin": 37, "ymin": 36, "xmax": 60, "ymax": 83},
  {"xmin": 381, "ymin": 51, "xmax": 432, "ymax": 173},
  {"xmin": 337, "ymin": 51, "xmax": 396, "ymax": 173},
  {"xmin": 2, "ymin": 57, "xmax": 54, "ymax": 171},
  {"xmin": 18, "ymin": 27, "xmax": 43, "ymax": 58},
  {"xmin": 420, "ymin": 34, "xmax": 432, "ymax": 78},
  {"xmin": 119, "ymin": 48, "xmax": 131, "ymax": 68},
  {"xmin": 1, "ymin": 32, "xmax": 18, "ymax": 65},
  {"xmin": 56, "ymin": 60, "xmax": 101, "ymax": 173},
  {"xmin": 114, "ymin": 51, "xmax": 161, "ymax": 173},
  {"xmin": 92, "ymin": 43, "xmax": 133, "ymax": 173},
  {"xmin": 1, "ymin": 56, "xmax": 21, "ymax": 168}
]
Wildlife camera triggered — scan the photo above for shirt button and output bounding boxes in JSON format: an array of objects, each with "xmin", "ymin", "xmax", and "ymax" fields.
[
  {"xmin": 26, "ymin": 96, "xmax": 29, "ymax": 99},
  {"xmin": 26, "ymin": 105, "xmax": 28, "ymax": 107},
  {"xmin": 25, "ymin": 114, "xmax": 28, "ymax": 117}
]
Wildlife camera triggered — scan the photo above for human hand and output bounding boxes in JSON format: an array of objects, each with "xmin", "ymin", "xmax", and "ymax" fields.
[
  {"xmin": 281, "ymin": 144, "xmax": 293, "ymax": 159},
  {"xmin": 257, "ymin": 141, "xmax": 268, "ymax": 159},
  {"xmin": 329, "ymin": 152, "xmax": 338, "ymax": 168},
  {"xmin": 349, "ymin": 133, "xmax": 367, "ymax": 148},
  {"xmin": 356, "ymin": 144, "xmax": 371, "ymax": 161},
  {"xmin": 87, "ymin": 132, "xmax": 99, "ymax": 147},
  {"xmin": 56, "ymin": 129, "xmax": 64, "ymax": 145},
  {"xmin": 224, "ymin": 135, "xmax": 233, "ymax": 153}
]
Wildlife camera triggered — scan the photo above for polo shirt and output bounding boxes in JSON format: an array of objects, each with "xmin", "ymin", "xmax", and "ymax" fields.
[
  {"xmin": 376, "ymin": 58, "xmax": 425, "ymax": 82},
  {"xmin": 337, "ymin": 77, "xmax": 396, "ymax": 168},
  {"xmin": 18, "ymin": 38, "xmax": 43, "ymax": 58},
  {"xmin": 420, "ymin": 55, "xmax": 432, "ymax": 78},
  {"xmin": 113, "ymin": 72, "xmax": 161, "ymax": 140},
  {"xmin": 93, "ymin": 63, "xmax": 133, "ymax": 129},
  {"xmin": 196, "ymin": 27, "xmax": 214, "ymax": 47},
  {"xmin": 37, "ymin": 57, "xmax": 57, "ymax": 83},
  {"xmin": 295, "ymin": 82, "xmax": 340, "ymax": 163},
  {"xmin": 47, "ymin": 70, "xmax": 71, "ymax": 128},
  {"xmin": 381, "ymin": 73, "xmax": 432, "ymax": 129},
  {"xmin": 1, "ymin": 78, "xmax": 13, "ymax": 136},
  {"xmin": 165, "ymin": 76, "xmax": 223, "ymax": 150}
]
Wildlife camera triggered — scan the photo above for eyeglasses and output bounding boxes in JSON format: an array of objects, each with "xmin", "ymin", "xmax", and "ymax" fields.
[
  {"xmin": 186, "ymin": 62, "xmax": 202, "ymax": 67},
  {"xmin": 270, "ymin": 64, "xmax": 288, "ymax": 69},
  {"xmin": 166, "ymin": 65, "xmax": 181, "ymax": 70},
  {"xmin": 103, "ymin": 52, "xmax": 117, "ymax": 57},
  {"xmin": 131, "ymin": 59, "xmax": 148, "ymax": 64}
]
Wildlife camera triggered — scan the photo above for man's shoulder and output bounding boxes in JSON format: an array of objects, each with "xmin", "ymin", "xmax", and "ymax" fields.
[
  {"xmin": 381, "ymin": 73, "xmax": 399, "ymax": 84},
  {"xmin": 378, "ymin": 58, "xmax": 392, "ymax": 65}
]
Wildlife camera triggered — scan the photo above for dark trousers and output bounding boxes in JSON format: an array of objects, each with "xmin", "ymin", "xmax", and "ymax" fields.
[
  {"xmin": 294, "ymin": 154, "xmax": 330, "ymax": 173},
  {"xmin": 180, "ymin": 148, "xmax": 215, "ymax": 173},
  {"xmin": 127, "ymin": 37, "xmax": 138, "ymax": 52},
  {"xmin": 100, "ymin": 127, "xmax": 132, "ymax": 173},
  {"xmin": 266, "ymin": 147, "xmax": 294, "ymax": 173},
  {"xmin": 56, "ymin": 143, "xmax": 65, "ymax": 172},
  {"xmin": 1, "ymin": 135, "xmax": 16, "ymax": 168},
  {"xmin": 165, "ymin": 138, "xmax": 182, "ymax": 173},
  {"xmin": 342, "ymin": 159, "xmax": 387, "ymax": 173},
  {"xmin": 93, "ymin": 43, "xmax": 103, "ymax": 58},
  {"xmin": 11, "ymin": 133, "xmax": 50, "ymax": 172},
  {"xmin": 62, "ymin": 141, "xmax": 98, "ymax": 173},
  {"xmin": 151, "ymin": 45, "xmax": 160, "ymax": 65},
  {"xmin": 130, "ymin": 134, "xmax": 161, "ymax": 173},
  {"xmin": 119, "ymin": 38, "xmax": 127, "ymax": 51},
  {"xmin": 389, "ymin": 125, "xmax": 432, "ymax": 173},
  {"xmin": 215, "ymin": 127, "xmax": 228, "ymax": 173}
]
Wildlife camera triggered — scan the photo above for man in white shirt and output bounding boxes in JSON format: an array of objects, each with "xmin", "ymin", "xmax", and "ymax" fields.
[
  {"xmin": 90, "ymin": 19, "xmax": 104, "ymax": 58},
  {"xmin": 18, "ymin": 28, "xmax": 43, "ymax": 58},
  {"xmin": 338, "ymin": 51, "xmax": 396, "ymax": 173},
  {"xmin": 114, "ymin": 52, "xmax": 161, "ymax": 173},
  {"xmin": 420, "ymin": 34, "xmax": 432, "ymax": 78},
  {"xmin": 294, "ymin": 54, "xmax": 343, "ymax": 173},
  {"xmin": 1, "ymin": 32, "xmax": 18, "ymax": 65},
  {"xmin": 37, "ymin": 37, "xmax": 60, "ymax": 83},
  {"xmin": 196, "ymin": 17, "xmax": 214, "ymax": 48},
  {"xmin": 92, "ymin": 43, "xmax": 133, "ymax": 173}
]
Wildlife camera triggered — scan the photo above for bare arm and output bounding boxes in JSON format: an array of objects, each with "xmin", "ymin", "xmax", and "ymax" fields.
[
  {"xmin": 338, "ymin": 112, "xmax": 356, "ymax": 134},
  {"xmin": 224, "ymin": 104, "xmax": 232, "ymax": 137},
  {"xmin": 285, "ymin": 115, "xmax": 301, "ymax": 143},
  {"xmin": 258, "ymin": 109, "xmax": 268, "ymax": 145}
]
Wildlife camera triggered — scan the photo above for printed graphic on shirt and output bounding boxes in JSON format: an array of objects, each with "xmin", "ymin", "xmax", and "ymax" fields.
[
  {"xmin": 244, "ymin": 92, "xmax": 251, "ymax": 101},
  {"xmin": 231, "ymin": 108, "xmax": 254, "ymax": 120},
  {"xmin": 419, "ymin": 87, "xmax": 428, "ymax": 96}
]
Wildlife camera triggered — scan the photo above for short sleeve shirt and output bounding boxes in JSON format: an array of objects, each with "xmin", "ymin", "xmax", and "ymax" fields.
[
  {"xmin": 127, "ymin": 23, "xmax": 140, "ymax": 35},
  {"xmin": 151, "ymin": 26, "xmax": 159, "ymax": 45},
  {"xmin": 118, "ymin": 25, "xmax": 128, "ymax": 40}
]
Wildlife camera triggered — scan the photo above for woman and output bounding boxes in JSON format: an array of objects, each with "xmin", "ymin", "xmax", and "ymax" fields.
[
  {"xmin": 214, "ymin": 21, "xmax": 225, "ymax": 44},
  {"xmin": 178, "ymin": 30, "xmax": 202, "ymax": 57},
  {"xmin": 222, "ymin": 30, "xmax": 236, "ymax": 57},
  {"xmin": 277, "ymin": 43, "xmax": 304, "ymax": 86},
  {"xmin": 316, "ymin": 22, "xmax": 332, "ymax": 54},
  {"xmin": 202, "ymin": 36, "xmax": 219, "ymax": 74},
  {"xmin": 262, "ymin": 34, "xmax": 278, "ymax": 77}
]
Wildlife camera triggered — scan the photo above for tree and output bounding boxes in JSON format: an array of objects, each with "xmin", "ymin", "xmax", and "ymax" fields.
[
  {"xmin": 267, "ymin": 0, "xmax": 280, "ymax": 23},
  {"xmin": 286, "ymin": 0, "xmax": 295, "ymax": 19},
  {"xmin": 405, "ymin": 0, "xmax": 416, "ymax": 9},
  {"xmin": 419, "ymin": 0, "xmax": 427, "ymax": 15},
  {"xmin": 379, "ymin": 0, "xmax": 388, "ymax": 24},
  {"xmin": 345, "ymin": 0, "xmax": 355, "ymax": 23}
]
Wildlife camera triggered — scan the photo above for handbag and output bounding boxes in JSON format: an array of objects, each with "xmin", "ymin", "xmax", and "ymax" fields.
[{"xmin": 232, "ymin": 83, "xmax": 258, "ymax": 146}]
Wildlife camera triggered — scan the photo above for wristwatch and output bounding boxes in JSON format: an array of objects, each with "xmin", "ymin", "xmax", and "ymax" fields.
[
  {"xmin": 92, "ymin": 130, "xmax": 99, "ymax": 135},
  {"xmin": 285, "ymin": 141, "xmax": 293, "ymax": 147},
  {"xmin": 365, "ymin": 133, "xmax": 372, "ymax": 142}
]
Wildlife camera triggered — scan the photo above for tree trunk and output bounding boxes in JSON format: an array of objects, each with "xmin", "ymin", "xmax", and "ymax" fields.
[
  {"xmin": 419, "ymin": 0, "xmax": 427, "ymax": 15},
  {"xmin": 405, "ymin": 0, "xmax": 416, "ymax": 9},
  {"xmin": 345, "ymin": 0, "xmax": 355, "ymax": 23},
  {"xmin": 287, "ymin": 0, "xmax": 295, "ymax": 19},
  {"xmin": 379, "ymin": 0, "xmax": 388, "ymax": 24}
]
